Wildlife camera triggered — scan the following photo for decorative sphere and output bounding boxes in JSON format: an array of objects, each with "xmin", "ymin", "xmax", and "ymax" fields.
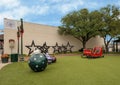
[{"xmin": 28, "ymin": 53, "xmax": 48, "ymax": 72}]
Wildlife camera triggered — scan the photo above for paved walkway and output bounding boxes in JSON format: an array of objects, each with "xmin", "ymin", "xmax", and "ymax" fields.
[{"xmin": 0, "ymin": 62, "xmax": 10, "ymax": 70}]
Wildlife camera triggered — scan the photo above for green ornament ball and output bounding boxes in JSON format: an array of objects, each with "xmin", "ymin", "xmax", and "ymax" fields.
[{"xmin": 28, "ymin": 53, "xmax": 48, "ymax": 72}]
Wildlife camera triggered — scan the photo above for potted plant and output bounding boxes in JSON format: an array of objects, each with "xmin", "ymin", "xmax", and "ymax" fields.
[{"xmin": 1, "ymin": 54, "xmax": 9, "ymax": 63}]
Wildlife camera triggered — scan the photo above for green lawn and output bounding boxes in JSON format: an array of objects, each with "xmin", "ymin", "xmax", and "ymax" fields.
[{"xmin": 0, "ymin": 55, "xmax": 120, "ymax": 85}]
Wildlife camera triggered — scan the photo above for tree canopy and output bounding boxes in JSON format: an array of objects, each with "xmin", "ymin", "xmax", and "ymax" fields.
[
  {"xmin": 99, "ymin": 5, "xmax": 120, "ymax": 52},
  {"xmin": 58, "ymin": 9, "xmax": 104, "ymax": 48}
]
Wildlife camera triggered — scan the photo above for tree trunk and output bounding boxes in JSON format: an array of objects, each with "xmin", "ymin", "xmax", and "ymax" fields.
[
  {"xmin": 104, "ymin": 37, "xmax": 109, "ymax": 52},
  {"xmin": 82, "ymin": 41, "xmax": 86, "ymax": 49},
  {"xmin": 74, "ymin": 36, "xmax": 87, "ymax": 49},
  {"xmin": 103, "ymin": 37, "xmax": 112, "ymax": 53},
  {"xmin": 105, "ymin": 44, "xmax": 109, "ymax": 52}
]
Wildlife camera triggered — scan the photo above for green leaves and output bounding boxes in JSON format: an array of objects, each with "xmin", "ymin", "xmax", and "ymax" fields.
[
  {"xmin": 99, "ymin": 5, "xmax": 120, "ymax": 52},
  {"xmin": 58, "ymin": 4, "xmax": 120, "ymax": 49},
  {"xmin": 58, "ymin": 8, "xmax": 103, "ymax": 48},
  {"xmin": 99, "ymin": 5, "xmax": 120, "ymax": 38}
]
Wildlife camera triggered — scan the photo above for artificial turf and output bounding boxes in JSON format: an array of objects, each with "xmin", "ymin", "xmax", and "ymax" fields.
[{"xmin": 0, "ymin": 55, "xmax": 120, "ymax": 85}]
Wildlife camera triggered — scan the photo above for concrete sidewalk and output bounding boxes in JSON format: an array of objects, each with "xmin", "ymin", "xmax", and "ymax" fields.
[
  {"xmin": 0, "ymin": 62, "xmax": 11, "ymax": 70},
  {"xmin": 0, "ymin": 57, "xmax": 11, "ymax": 70}
]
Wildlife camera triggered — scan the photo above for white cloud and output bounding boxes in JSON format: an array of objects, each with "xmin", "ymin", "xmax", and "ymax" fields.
[
  {"xmin": 39, "ymin": 0, "xmax": 46, "ymax": 3},
  {"xmin": 0, "ymin": 0, "xmax": 50, "ymax": 26},
  {"xmin": 116, "ymin": 1, "xmax": 120, "ymax": 7},
  {"xmin": 59, "ymin": 1, "xmax": 84, "ymax": 14},
  {"xmin": 0, "ymin": 0, "xmax": 118, "ymax": 27},
  {"xmin": 31, "ymin": 5, "xmax": 49, "ymax": 15},
  {"xmin": 0, "ymin": 0, "xmax": 84, "ymax": 26},
  {"xmin": 0, "ymin": 6, "xmax": 30, "ymax": 26},
  {"xmin": 50, "ymin": 0, "xmax": 62, "ymax": 3},
  {"xmin": 0, "ymin": 0, "xmax": 24, "ymax": 25},
  {"xmin": 0, "ymin": 0, "xmax": 20, "ymax": 9},
  {"xmin": 83, "ymin": 2, "xmax": 99, "ymax": 10},
  {"xmin": 12, "ymin": 6, "xmax": 30, "ymax": 18},
  {"xmin": 49, "ymin": 0, "xmax": 84, "ymax": 14},
  {"xmin": 87, "ymin": 2, "xmax": 98, "ymax": 7}
]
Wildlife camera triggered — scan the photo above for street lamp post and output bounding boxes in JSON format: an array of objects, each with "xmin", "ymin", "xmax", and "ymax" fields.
[
  {"xmin": 17, "ymin": 27, "xmax": 20, "ymax": 56},
  {"xmin": 19, "ymin": 18, "xmax": 24, "ymax": 61}
]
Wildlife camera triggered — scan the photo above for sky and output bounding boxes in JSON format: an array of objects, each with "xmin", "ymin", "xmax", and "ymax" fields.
[{"xmin": 0, "ymin": 0, "xmax": 120, "ymax": 29}]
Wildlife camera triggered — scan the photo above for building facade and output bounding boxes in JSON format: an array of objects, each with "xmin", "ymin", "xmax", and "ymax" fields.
[{"xmin": 4, "ymin": 18, "xmax": 104, "ymax": 55}]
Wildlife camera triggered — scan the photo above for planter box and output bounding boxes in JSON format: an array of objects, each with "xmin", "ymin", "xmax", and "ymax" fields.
[
  {"xmin": 11, "ymin": 54, "xmax": 18, "ymax": 62},
  {"xmin": 1, "ymin": 57, "xmax": 9, "ymax": 63}
]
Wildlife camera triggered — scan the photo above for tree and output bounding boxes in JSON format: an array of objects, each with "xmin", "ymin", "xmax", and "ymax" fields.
[
  {"xmin": 58, "ymin": 9, "xmax": 104, "ymax": 48},
  {"xmin": 99, "ymin": 5, "xmax": 120, "ymax": 52}
]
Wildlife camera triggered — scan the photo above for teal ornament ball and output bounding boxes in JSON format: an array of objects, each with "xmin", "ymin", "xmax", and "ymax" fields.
[{"xmin": 28, "ymin": 53, "xmax": 48, "ymax": 72}]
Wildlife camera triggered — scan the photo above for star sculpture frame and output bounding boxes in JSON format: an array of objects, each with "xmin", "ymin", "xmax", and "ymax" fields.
[
  {"xmin": 65, "ymin": 42, "xmax": 74, "ymax": 53},
  {"xmin": 38, "ymin": 42, "xmax": 50, "ymax": 53},
  {"xmin": 25, "ymin": 40, "xmax": 39, "ymax": 55},
  {"xmin": 52, "ymin": 42, "xmax": 61, "ymax": 53}
]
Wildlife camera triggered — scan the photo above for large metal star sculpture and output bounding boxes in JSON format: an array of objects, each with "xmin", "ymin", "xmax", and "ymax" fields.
[
  {"xmin": 65, "ymin": 42, "xmax": 74, "ymax": 53},
  {"xmin": 25, "ymin": 40, "xmax": 39, "ymax": 55},
  {"xmin": 38, "ymin": 42, "xmax": 50, "ymax": 53},
  {"xmin": 61, "ymin": 44, "xmax": 67, "ymax": 53},
  {"xmin": 52, "ymin": 42, "xmax": 61, "ymax": 53}
]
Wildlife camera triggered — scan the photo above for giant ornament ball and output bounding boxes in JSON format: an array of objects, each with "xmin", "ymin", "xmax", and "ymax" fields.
[{"xmin": 28, "ymin": 53, "xmax": 48, "ymax": 72}]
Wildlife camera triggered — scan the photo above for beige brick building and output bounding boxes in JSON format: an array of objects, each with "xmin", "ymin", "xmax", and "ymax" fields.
[{"xmin": 4, "ymin": 18, "xmax": 104, "ymax": 54}]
